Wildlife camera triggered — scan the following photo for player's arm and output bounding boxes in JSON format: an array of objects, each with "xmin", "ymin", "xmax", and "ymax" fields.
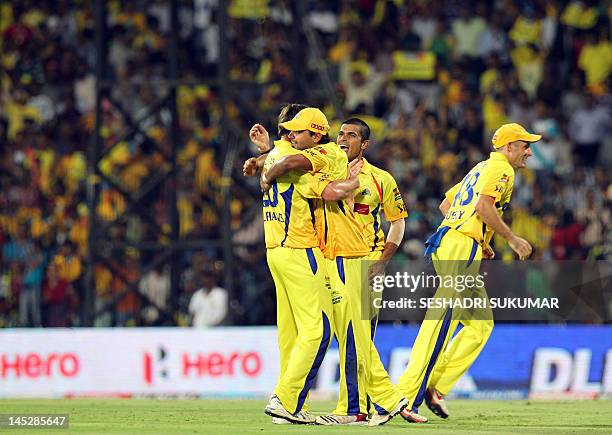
[
  {"xmin": 370, "ymin": 174, "xmax": 408, "ymax": 279},
  {"xmin": 439, "ymin": 181, "xmax": 460, "ymax": 217},
  {"xmin": 266, "ymin": 154, "xmax": 312, "ymax": 180},
  {"xmin": 369, "ymin": 218, "xmax": 405, "ymax": 280},
  {"xmin": 249, "ymin": 123, "xmax": 271, "ymax": 154},
  {"xmin": 474, "ymin": 195, "xmax": 532, "ymax": 259},
  {"xmin": 243, "ymin": 124, "xmax": 273, "ymax": 176},
  {"xmin": 320, "ymin": 158, "xmax": 362, "ymax": 200},
  {"xmin": 243, "ymin": 154, "xmax": 268, "ymax": 176},
  {"xmin": 260, "ymin": 154, "xmax": 311, "ymax": 191},
  {"xmin": 261, "ymin": 143, "xmax": 336, "ymax": 189},
  {"xmin": 382, "ymin": 219, "xmax": 405, "ymax": 260},
  {"xmin": 439, "ymin": 198, "xmax": 451, "ymax": 216}
]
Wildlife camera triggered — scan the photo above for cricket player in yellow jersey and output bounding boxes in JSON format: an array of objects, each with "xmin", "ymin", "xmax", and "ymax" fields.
[
  {"xmin": 256, "ymin": 106, "xmax": 363, "ymax": 424},
  {"xmin": 396, "ymin": 123, "xmax": 537, "ymax": 421},
  {"xmin": 263, "ymin": 118, "xmax": 412, "ymax": 426}
]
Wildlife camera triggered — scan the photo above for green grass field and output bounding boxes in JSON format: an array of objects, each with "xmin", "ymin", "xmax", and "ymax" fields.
[{"xmin": 1, "ymin": 399, "xmax": 611, "ymax": 434}]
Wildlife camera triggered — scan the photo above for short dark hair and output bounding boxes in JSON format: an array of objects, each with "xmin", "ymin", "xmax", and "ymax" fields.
[
  {"xmin": 341, "ymin": 117, "xmax": 370, "ymax": 140},
  {"xmin": 277, "ymin": 103, "xmax": 308, "ymax": 137}
]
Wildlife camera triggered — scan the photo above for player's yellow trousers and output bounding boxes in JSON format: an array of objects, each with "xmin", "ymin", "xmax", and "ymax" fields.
[
  {"xmin": 328, "ymin": 252, "xmax": 405, "ymax": 415},
  {"xmin": 396, "ymin": 228, "xmax": 493, "ymax": 412},
  {"xmin": 267, "ymin": 246, "xmax": 333, "ymax": 414}
]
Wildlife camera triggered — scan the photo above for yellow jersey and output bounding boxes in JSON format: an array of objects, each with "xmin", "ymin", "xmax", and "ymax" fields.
[
  {"xmin": 440, "ymin": 152, "xmax": 515, "ymax": 245},
  {"xmin": 263, "ymin": 140, "xmax": 347, "ymax": 249},
  {"xmin": 319, "ymin": 158, "xmax": 408, "ymax": 258}
]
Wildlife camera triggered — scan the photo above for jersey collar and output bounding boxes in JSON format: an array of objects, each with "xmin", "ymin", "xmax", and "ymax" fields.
[
  {"xmin": 489, "ymin": 152, "xmax": 510, "ymax": 164},
  {"xmin": 359, "ymin": 157, "xmax": 372, "ymax": 175}
]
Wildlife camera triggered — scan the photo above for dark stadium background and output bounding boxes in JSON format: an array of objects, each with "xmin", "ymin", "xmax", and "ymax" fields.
[{"xmin": 0, "ymin": 0, "xmax": 610, "ymax": 330}]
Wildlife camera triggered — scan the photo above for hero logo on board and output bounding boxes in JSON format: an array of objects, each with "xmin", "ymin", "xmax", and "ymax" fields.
[
  {"xmin": 0, "ymin": 353, "xmax": 80, "ymax": 379},
  {"xmin": 143, "ymin": 346, "xmax": 263, "ymax": 385}
]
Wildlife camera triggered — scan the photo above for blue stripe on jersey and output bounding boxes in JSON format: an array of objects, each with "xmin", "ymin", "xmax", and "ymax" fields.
[
  {"xmin": 280, "ymin": 184, "xmax": 295, "ymax": 247},
  {"xmin": 371, "ymin": 204, "xmax": 381, "ymax": 251},
  {"xmin": 323, "ymin": 202, "xmax": 329, "ymax": 244},
  {"xmin": 412, "ymin": 308, "xmax": 453, "ymax": 412},
  {"xmin": 345, "ymin": 321, "xmax": 360, "ymax": 415},
  {"xmin": 370, "ymin": 317, "xmax": 378, "ymax": 340},
  {"xmin": 337, "ymin": 200, "xmax": 346, "ymax": 215},
  {"xmin": 336, "ymin": 256, "xmax": 345, "ymax": 284},
  {"xmin": 306, "ymin": 247, "xmax": 318, "ymax": 275},
  {"xmin": 295, "ymin": 311, "xmax": 331, "ymax": 413},
  {"xmin": 307, "ymin": 199, "xmax": 315, "ymax": 226},
  {"xmin": 466, "ymin": 239, "xmax": 479, "ymax": 268}
]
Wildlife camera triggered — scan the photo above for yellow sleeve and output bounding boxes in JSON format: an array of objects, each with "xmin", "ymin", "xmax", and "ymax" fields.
[
  {"xmin": 445, "ymin": 182, "xmax": 461, "ymax": 204},
  {"xmin": 381, "ymin": 173, "xmax": 407, "ymax": 222},
  {"xmin": 300, "ymin": 146, "xmax": 332, "ymax": 174},
  {"xmin": 294, "ymin": 147, "xmax": 348, "ymax": 197},
  {"xmin": 479, "ymin": 164, "xmax": 507, "ymax": 201},
  {"xmin": 294, "ymin": 172, "xmax": 332, "ymax": 198}
]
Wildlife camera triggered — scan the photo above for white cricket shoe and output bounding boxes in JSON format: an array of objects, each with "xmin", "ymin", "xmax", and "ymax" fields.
[
  {"xmin": 315, "ymin": 413, "xmax": 368, "ymax": 425},
  {"xmin": 264, "ymin": 396, "xmax": 315, "ymax": 424},
  {"xmin": 272, "ymin": 410, "xmax": 314, "ymax": 425},
  {"xmin": 367, "ymin": 397, "xmax": 409, "ymax": 426}
]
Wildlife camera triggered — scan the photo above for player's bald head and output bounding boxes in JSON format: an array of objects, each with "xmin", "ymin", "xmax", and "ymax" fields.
[{"xmin": 277, "ymin": 103, "xmax": 308, "ymax": 137}]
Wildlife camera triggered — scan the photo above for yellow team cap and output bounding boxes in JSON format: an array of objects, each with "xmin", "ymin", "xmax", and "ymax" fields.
[
  {"xmin": 279, "ymin": 107, "xmax": 330, "ymax": 134},
  {"xmin": 492, "ymin": 123, "xmax": 542, "ymax": 148}
]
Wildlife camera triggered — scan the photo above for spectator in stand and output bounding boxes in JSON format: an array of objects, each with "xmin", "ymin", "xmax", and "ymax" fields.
[
  {"xmin": 576, "ymin": 190, "xmax": 610, "ymax": 259},
  {"xmin": 451, "ymin": 4, "xmax": 486, "ymax": 60},
  {"xmin": 3, "ymin": 224, "xmax": 32, "ymax": 264},
  {"xmin": 21, "ymin": 240, "xmax": 44, "ymax": 327},
  {"xmin": 568, "ymin": 93, "xmax": 610, "ymax": 166},
  {"xmin": 339, "ymin": 54, "xmax": 388, "ymax": 114},
  {"xmin": 42, "ymin": 262, "xmax": 74, "ymax": 327},
  {"xmin": 578, "ymin": 29, "xmax": 612, "ymax": 89},
  {"xmin": 139, "ymin": 264, "xmax": 170, "ymax": 326},
  {"xmin": 551, "ymin": 210, "xmax": 584, "ymax": 260},
  {"xmin": 189, "ymin": 271, "xmax": 228, "ymax": 327}
]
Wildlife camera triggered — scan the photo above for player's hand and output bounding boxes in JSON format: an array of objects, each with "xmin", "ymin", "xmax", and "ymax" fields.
[
  {"xmin": 482, "ymin": 245, "xmax": 495, "ymax": 260},
  {"xmin": 508, "ymin": 235, "xmax": 532, "ymax": 260},
  {"xmin": 243, "ymin": 157, "xmax": 258, "ymax": 176},
  {"xmin": 368, "ymin": 260, "xmax": 387, "ymax": 285},
  {"xmin": 249, "ymin": 124, "xmax": 271, "ymax": 154},
  {"xmin": 260, "ymin": 171, "xmax": 271, "ymax": 192},
  {"xmin": 348, "ymin": 158, "xmax": 363, "ymax": 180}
]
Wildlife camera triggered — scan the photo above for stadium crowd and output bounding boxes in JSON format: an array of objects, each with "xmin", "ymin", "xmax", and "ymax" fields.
[{"xmin": 0, "ymin": 0, "xmax": 610, "ymax": 327}]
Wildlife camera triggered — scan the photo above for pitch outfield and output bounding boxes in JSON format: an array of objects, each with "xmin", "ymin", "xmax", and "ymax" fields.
[{"xmin": 1, "ymin": 399, "xmax": 611, "ymax": 434}]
